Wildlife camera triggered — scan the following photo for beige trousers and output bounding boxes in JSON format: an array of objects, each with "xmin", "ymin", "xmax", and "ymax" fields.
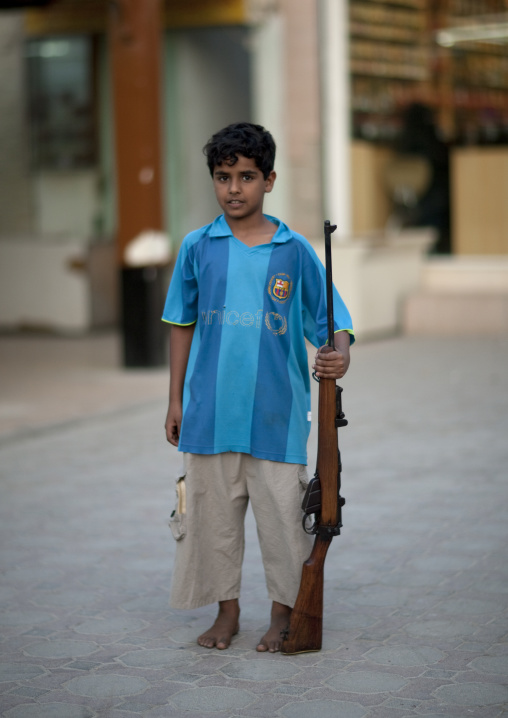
[{"xmin": 168, "ymin": 452, "xmax": 313, "ymax": 610}]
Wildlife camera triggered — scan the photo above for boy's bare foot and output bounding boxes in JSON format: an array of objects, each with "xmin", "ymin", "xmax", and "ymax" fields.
[
  {"xmin": 256, "ymin": 601, "xmax": 291, "ymax": 653},
  {"xmin": 197, "ymin": 599, "xmax": 240, "ymax": 650}
]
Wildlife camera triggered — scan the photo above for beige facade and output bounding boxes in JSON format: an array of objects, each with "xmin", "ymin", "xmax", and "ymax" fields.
[
  {"xmin": 280, "ymin": 0, "xmax": 322, "ymax": 239},
  {"xmin": 1, "ymin": 0, "xmax": 507, "ymax": 337}
]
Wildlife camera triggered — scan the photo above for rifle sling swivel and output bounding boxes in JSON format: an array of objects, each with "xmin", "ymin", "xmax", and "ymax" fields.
[{"xmin": 302, "ymin": 514, "xmax": 343, "ymax": 538}]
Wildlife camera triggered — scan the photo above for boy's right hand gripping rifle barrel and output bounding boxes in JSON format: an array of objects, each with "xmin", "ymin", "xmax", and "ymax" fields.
[{"xmin": 281, "ymin": 220, "xmax": 347, "ymax": 655}]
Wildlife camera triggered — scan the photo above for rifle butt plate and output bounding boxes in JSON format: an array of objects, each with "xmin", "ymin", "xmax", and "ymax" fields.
[{"xmin": 281, "ymin": 646, "xmax": 321, "ymax": 655}]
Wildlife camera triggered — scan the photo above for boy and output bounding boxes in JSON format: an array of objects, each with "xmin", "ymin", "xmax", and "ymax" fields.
[{"xmin": 163, "ymin": 122, "xmax": 353, "ymax": 652}]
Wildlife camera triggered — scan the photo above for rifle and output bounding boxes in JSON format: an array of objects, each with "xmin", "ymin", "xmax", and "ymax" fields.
[{"xmin": 281, "ymin": 220, "xmax": 347, "ymax": 655}]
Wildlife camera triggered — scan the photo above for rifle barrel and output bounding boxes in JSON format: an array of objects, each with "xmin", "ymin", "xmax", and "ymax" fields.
[{"xmin": 324, "ymin": 220, "xmax": 336, "ymax": 348}]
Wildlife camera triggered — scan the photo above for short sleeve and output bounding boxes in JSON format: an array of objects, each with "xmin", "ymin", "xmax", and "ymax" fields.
[
  {"xmin": 162, "ymin": 235, "xmax": 199, "ymax": 326},
  {"xmin": 300, "ymin": 240, "xmax": 354, "ymax": 347}
]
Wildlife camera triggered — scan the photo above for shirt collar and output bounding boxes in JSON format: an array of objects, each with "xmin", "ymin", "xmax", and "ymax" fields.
[{"xmin": 209, "ymin": 214, "xmax": 292, "ymax": 244}]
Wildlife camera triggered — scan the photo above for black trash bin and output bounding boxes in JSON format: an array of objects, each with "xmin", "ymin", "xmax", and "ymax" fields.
[{"xmin": 121, "ymin": 265, "xmax": 168, "ymax": 368}]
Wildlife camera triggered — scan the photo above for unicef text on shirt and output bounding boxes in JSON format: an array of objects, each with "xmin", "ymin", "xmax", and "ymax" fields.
[{"xmin": 201, "ymin": 309, "xmax": 287, "ymax": 336}]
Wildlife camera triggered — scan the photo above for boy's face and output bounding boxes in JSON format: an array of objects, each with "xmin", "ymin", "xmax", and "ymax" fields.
[{"xmin": 212, "ymin": 154, "xmax": 276, "ymax": 223}]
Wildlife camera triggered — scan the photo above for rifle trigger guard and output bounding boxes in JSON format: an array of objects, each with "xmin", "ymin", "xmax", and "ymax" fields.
[
  {"xmin": 312, "ymin": 370, "xmax": 320, "ymax": 383},
  {"xmin": 302, "ymin": 514, "xmax": 318, "ymax": 535}
]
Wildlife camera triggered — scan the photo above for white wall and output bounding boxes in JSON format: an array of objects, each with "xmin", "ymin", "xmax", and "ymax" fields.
[
  {"xmin": 0, "ymin": 240, "xmax": 117, "ymax": 332},
  {"xmin": 0, "ymin": 240, "xmax": 89, "ymax": 331},
  {"xmin": 33, "ymin": 170, "xmax": 99, "ymax": 238},
  {"xmin": 318, "ymin": 0, "xmax": 351, "ymax": 237},
  {"xmin": 250, "ymin": 13, "xmax": 289, "ymax": 222},
  {"xmin": 164, "ymin": 27, "xmax": 251, "ymax": 247},
  {"xmin": 315, "ymin": 229, "xmax": 435, "ymax": 339}
]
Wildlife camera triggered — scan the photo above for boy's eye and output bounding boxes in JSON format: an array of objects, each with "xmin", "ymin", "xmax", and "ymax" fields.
[{"xmin": 242, "ymin": 174, "xmax": 254, "ymax": 181}]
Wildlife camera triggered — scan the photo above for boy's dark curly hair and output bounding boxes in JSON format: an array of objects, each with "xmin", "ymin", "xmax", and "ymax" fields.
[{"xmin": 203, "ymin": 122, "xmax": 276, "ymax": 180}]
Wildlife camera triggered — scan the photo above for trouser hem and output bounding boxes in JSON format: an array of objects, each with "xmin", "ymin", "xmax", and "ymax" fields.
[
  {"xmin": 170, "ymin": 592, "xmax": 241, "ymax": 611},
  {"xmin": 267, "ymin": 591, "xmax": 298, "ymax": 610}
]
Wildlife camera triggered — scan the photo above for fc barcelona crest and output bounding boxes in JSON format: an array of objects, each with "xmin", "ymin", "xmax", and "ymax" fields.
[{"xmin": 268, "ymin": 273, "xmax": 292, "ymax": 304}]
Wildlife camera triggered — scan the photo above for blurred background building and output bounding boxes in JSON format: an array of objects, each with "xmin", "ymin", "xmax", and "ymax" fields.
[{"xmin": 0, "ymin": 0, "xmax": 507, "ymax": 350}]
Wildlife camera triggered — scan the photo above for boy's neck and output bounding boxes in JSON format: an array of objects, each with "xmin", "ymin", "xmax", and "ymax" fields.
[{"xmin": 225, "ymin": 214, "xmax": 277, "ymax": 248}]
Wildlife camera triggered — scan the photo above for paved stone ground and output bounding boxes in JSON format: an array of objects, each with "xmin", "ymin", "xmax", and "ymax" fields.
[{"xmin": 0, "ymin": 333, "xmax": 507, "ymax": 718}]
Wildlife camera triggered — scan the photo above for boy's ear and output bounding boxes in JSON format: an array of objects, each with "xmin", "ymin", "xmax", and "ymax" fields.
[{"xmin": 264, "ymin": 170, "xmax": 276, "ymax": 193}]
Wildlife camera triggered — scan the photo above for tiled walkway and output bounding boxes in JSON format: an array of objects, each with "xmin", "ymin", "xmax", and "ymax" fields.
[{"xmin": 0, "ymin": 332, "xmax": 507, "ymax": 717}]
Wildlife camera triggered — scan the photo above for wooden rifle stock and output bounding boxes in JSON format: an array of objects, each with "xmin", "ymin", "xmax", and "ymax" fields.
[{"xmin": 281, "ymin": 220, "xmax": 347, "ymax": 655}]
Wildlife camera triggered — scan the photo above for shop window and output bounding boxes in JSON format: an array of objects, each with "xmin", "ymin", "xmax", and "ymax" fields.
[{"xmin": 26, "ymin": 36, "xmax": 96, "ymax": 169}]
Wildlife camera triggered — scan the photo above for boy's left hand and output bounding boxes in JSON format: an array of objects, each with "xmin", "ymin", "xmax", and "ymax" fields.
[{"xmin": 313, "ymin": 346, "xmax": 348, "ymax": 379}]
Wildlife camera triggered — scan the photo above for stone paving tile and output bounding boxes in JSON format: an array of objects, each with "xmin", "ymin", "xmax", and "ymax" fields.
[
  {"xmin": 144, "ymin": 708, "xmax": 233, "ymax": 718},
  {"xmin": 3, "ymin": 704, "xmax": 95, "ymax": 718},
  {"xmin": 280, "ymin": 698, "xmax": 368, "ymax": 718},
  {"xmin": 1, "ymin": 335, "xmax": 508, "ymax": 717}
]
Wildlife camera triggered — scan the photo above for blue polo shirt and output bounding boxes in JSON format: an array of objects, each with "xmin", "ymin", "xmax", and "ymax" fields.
[{"xmin": 162, "ymin": 214, "xmax": 354, "ymax": 464}]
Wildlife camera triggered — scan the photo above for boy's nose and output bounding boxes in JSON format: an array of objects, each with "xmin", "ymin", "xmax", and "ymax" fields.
[{"xmin": 229, "ymin": 178, "xmax": 241, "ymax": 193}]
